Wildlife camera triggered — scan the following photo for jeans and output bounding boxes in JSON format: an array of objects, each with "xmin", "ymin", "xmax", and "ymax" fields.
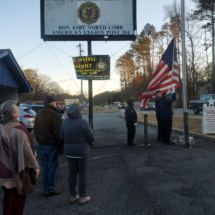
[
  {"xmin": 2, "ymin": 187, "xmax": 26, "ymax": 215},
  {"xmin": 126, "ymin": 121, "xmax": 136, "ymax": 144},
  {"xmin": 67, "ymin": 157, "xmax": 88, "ymax": 197},
  {"xmin": 161, "ymin": 117, "xmax": 172, "ymax": 142},
  {"xmin": 38, "ymin": 145, "xmax": 60, "ymax": 192}
]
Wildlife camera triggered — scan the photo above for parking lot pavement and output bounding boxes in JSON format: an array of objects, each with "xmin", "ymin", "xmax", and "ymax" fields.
[{"xmin": 1, "ymin": 112, "xmax": 215, "ymax": 215}]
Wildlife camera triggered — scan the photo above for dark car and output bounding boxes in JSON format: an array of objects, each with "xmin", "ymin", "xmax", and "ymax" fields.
[{"xmin": 190, "ymin": 94, "xmax": 215, "ymax": 114}]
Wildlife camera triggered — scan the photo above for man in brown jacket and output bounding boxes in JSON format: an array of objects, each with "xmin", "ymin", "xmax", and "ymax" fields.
[{"xmin": 34, "ymin": 96, "xmax": 62, "ymax": 196}]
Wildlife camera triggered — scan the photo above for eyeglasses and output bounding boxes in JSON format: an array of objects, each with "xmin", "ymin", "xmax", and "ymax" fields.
[{"xmin": 16, "ymin": 102, "xmax": 20, "ymax": 107}]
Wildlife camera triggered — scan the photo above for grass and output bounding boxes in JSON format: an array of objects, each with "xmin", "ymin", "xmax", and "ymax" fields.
[{"xmin": 136, "ymin": 113, "xmax": 203, "ymax": 134}]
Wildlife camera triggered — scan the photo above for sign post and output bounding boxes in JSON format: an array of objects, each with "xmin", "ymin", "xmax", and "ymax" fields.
[{"xmin": 88, "ymin": 41, "xmax": 93, "ymax": 129}]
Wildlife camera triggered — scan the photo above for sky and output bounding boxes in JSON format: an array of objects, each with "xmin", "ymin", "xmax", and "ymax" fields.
[{"xmin": 0, "ymin": 0, "xmax": 196, "ymax": 97}]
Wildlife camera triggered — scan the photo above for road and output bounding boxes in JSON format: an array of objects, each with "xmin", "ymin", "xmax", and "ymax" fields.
[
  {"xmin": 109, "ymin": 105, "xmax": 201, "ymax": 116},
  {"xmin": 1, "ymin": 112, "xmax": 214, "ymax": 215}
]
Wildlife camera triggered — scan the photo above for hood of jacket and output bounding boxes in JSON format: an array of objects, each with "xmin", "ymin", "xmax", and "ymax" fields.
[{"xmin": 67, "ymin": 104, "xmax": 82, "ymax": 119}]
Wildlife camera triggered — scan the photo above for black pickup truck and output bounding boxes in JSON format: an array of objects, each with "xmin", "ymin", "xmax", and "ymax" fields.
[{"xmin": 190, "ymin": 94, "xmax": 215, "ymax": 114}]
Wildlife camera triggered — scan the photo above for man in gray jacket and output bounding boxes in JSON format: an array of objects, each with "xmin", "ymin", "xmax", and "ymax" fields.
[{"xmin": 60, "ymin": 104, "xmax": 94, "ymax": 205}]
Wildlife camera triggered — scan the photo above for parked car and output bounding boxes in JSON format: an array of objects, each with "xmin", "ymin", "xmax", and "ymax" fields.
[
  {"xmin": 20, "ymin": 104, "xmax": 44, "ymax": 113},
  {"xmin": 19, "ymin": 106, "xmax": 36, "ymax": 132},
  {"xmin": 140, "ymin": 103, "xmax": 155, "ymax": 111},
  {"xmin": 190, "ymin": 94, "xmax": 215, "ymax": 114},
  {"xmin": 118, "ymin": 103, "xmax": 126, "ymax": 109}
]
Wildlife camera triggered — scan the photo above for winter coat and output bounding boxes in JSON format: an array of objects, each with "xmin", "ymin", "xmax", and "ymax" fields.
[
  {"xmin": 34, "ymin": 105, "xmax": 62, "ymax": 146},
  {"xmin": 60, "ymin": 104, "xmax": 94, "ymax": 158},
  {"xmin": 155, "ymin": 98, "xmax": 162, "ymax": 117},
  {"xmin": 125, "ymin": 105, "xmax": 137, "ymax": 124},
  {"xmin": 159, "ymin": 93, "xmax": 176, "ymax": 119}
]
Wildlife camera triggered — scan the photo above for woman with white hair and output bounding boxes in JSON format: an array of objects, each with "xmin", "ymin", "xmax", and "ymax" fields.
[{"xmin": 0, "ymin": 100, "xmax": 40, "ymax": 215}]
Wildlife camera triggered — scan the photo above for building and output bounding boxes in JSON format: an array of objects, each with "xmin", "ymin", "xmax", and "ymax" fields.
[
  {"xmin": 0, "ymin": 49, "xmax": 33, "ymax": 104},
  {"xmin": 65, "ymin": 99, "xmax": 80, "ymax": 106}
]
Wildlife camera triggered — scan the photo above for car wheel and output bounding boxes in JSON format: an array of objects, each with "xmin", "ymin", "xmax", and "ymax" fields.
[{"xmin": 193, "ymin": 106, "xmax": 199, "ymax": 115}]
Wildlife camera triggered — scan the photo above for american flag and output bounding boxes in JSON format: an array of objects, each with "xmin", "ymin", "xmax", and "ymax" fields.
[{"xmin": 140, "ymin": 38, "xmax": 180, "ymax": 107}]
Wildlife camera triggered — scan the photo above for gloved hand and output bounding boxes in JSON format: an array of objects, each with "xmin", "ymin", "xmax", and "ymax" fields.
[
  {"xmin": 167, "ymin": 89, "xmax": 171, "ymax": 95},
  {"xmin": 172, "ymin": 86, "xmax": 175, "ymax": 93}
]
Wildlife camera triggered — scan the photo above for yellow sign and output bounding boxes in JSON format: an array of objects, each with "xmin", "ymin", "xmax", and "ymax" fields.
[{"xmin": 73, "ymin": 55, "xmax": 110, "ymax": 80}]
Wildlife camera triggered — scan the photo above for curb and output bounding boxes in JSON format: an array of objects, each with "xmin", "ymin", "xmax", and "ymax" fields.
[
  {"xmin": 120, "ymin": 114, "xmax": 215, "ymax": 142},
  {"xmin": 148, "ymin": 123, "xmax": 215, "ymax": 142}
]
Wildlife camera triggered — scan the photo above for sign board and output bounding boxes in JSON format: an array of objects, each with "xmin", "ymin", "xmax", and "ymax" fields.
[
  {"xmin": 202, "ymin": 103, "xmax": 215, "ymax": 135},
  {"xmin": 41, "ymin": 0, "xmax": 137, "ymax": 41},
  {"xmin": 73, "ymin": 55, "xmax": 110, "ymax": 80}
]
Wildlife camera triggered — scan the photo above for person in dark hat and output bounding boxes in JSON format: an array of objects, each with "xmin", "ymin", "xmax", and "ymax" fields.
[
  {"xmin": 159, "ymin": 87, "xmax": 176, "ymax": 145},
  {"xmin": 154, "ymin": 90, "xmax": 162, "ymax": 142},
  {"xmin": 34, "ymin": 96, "xmax": 63, "ymax": 196},
  {"xmin": 125, "ymin": 99, "xmax": 137, "ymax": 146}
]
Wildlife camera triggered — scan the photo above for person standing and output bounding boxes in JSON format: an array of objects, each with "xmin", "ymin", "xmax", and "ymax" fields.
[
  {"xmin": 125, "ymin": 99, "xmax": 137, "ymax": 146},
  {"xmin": 154, "ymin": 90, "xmax": 162, "ymax": 142},
  {"xmin": 159, "ymin": 87, "xmax": 176, "ymax": 145},
  {"xmin": 0, "ymin": 100, "xmax": 40, "ymax": 215},
  {"xmin": 56, "ymin": 103, "xmax": 65, "ymax": 118},
  {"xmin": 60, "ymin": 104, "xmax": 94, "ymax": 205},
  {"xmin": 34, "ymin": 96, "xmax": 62, "ymax": 196}
]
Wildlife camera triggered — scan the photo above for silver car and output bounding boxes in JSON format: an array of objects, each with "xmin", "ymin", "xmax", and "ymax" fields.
[{"xmin": 19, "ymin": 106, "xmax": 36, "ymax": 133}]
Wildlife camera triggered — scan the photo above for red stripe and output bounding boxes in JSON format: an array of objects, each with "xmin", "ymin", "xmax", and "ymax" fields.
[
  {"xmin": 174, "ymin": 65, "xmax": 178, "ymax": 70},
  {"xmin": 172, "ymin": 72, "xmax": 179, "ymax": 77},
  {"xmin": 148, "ymin": 66, "xmax": 169, "ymax": 91},
  {"xmin": 150, "ymin": 61, "xmax": 166, "ymax": 81}
]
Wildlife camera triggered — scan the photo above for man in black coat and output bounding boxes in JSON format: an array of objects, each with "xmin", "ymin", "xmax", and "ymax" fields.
[
  {"xmin": 159, "ymin": 87, "xmax": 176, "ymax": 145},
  {"xmin": 154, "ymin": 90, "xmax": 162, "ymax": 142},
  {"xmin": 125, "ymin": 99, "xmax": 137, "ymax": 146}
]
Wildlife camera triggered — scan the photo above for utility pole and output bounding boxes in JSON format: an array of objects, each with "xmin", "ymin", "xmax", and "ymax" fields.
[{"xmin": 77, "ymin": 43, "xmax": 84, "ymax": 107}]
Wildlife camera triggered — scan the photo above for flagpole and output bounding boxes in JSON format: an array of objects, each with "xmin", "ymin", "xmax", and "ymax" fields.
[
  {"xmin": 171, "ymin": 37, "xmax": 175, "ymax": 86},
  {"xmin": 181, "ymin": 0, "xmax": 187, "ymax": 112},
  {"xmin": 181, "ymin": 0, "xmax": 189, "ymax": 148}
]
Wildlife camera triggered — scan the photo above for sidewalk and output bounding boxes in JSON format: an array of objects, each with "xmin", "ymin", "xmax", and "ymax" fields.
[{"xmin": 1, "ymin": 112, "xmax": 215, "ymax": 215}]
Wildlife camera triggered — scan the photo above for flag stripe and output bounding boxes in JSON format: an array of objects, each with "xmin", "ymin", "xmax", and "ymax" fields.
[{"xmin": 140, "ymin": 38, "xmax": 180, "ymax": 107}]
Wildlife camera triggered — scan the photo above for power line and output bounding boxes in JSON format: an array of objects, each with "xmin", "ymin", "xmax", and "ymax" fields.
[
  {"xmin": 47, "ymin": 43, "xmax": 72, "ymax": 57},
  {"xmin": 38, "ymin": 61, "xmax": 71, "ymax": 70},
  {"xmin": 110, "ymin": 42, "xmax": 131, "ymax": 57},
  {"xmin": 57, "ymin": 78, "xmax": 76, "ymax": 83},
  {"xmin": 46, "ymin": 43, "xmax": 80, "ymax": 90},
  {"xmin": 81, "ymin": 44, "xmax": 108, "ymax": 54},
  {"xmin": 17, "ymin": 42, "xmax": 45, "ymax": 60}
]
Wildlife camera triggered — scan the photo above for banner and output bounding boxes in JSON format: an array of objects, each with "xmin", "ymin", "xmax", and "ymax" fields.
[{"xmin": 73, "ymin": 55, "xmax": 110, "ymax": 80}]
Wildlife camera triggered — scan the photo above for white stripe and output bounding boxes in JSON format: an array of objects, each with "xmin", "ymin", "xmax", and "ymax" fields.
[{"xmin": 148, "ymin": 61, "xmax": 169, "ymax": 89}]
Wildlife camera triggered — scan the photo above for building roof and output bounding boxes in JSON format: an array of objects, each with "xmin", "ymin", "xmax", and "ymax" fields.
[{"xmin": 0, "ymin": 49, "xmax": 33, "ymax": 93}]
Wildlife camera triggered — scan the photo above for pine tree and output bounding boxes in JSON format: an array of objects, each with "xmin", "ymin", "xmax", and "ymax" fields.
[{"xmin": 191, "ymin": 0, "xmax": 215, "ymax": 93}]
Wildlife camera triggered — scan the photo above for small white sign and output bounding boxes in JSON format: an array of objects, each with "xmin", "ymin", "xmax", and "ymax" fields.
[{"xmin": 202, "ymin": 103, "xmax": 215, "ymax": 135}]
